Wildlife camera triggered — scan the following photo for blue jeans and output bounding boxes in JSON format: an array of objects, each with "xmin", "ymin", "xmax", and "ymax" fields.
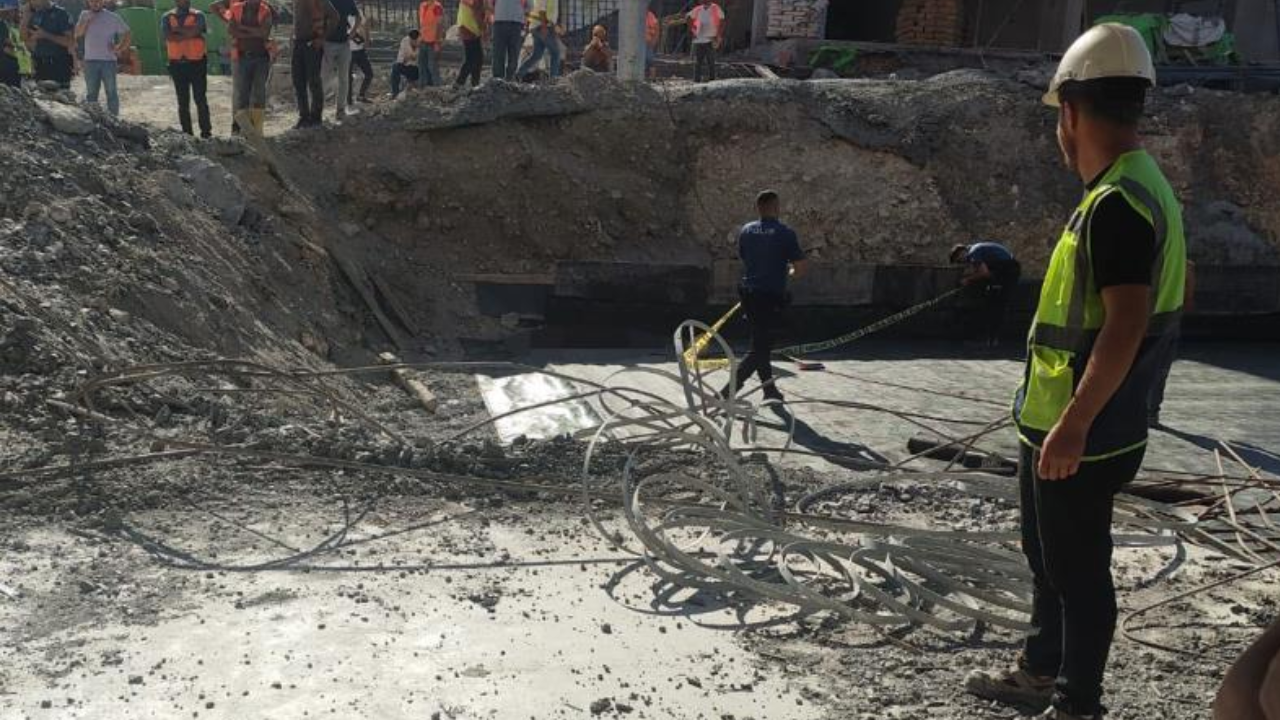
[
  {"xmin": 517, "ymin": 26, "xmax": 561, "ymax": 79},
  {"xmin": 416, "ymin": 43, "xmax": 439, "ymax": 86},
  {"xmin": 83, "ymin": 59, "xmax": 120, "ymax": 116},
  {"xmin": 235, "ymin": 54, "xmax": 271, "ymax": 109}
]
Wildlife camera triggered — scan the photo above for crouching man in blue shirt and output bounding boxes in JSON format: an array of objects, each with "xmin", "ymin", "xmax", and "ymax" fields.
[
  {"xmin": 725, "ymin": 190, "xmax": 808, "ymax": 401},
  {"xmin": 951, "ymin": 240, "xmax": 1022, "ymax": 348}
]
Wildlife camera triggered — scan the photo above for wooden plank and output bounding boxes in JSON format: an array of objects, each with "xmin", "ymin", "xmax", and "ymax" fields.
[
  {"xmin": 378, "ymin": 352, "xmax": 438, "ymax": 414},
  {"xmin": 327, "ymin": 248, "xmax": 412, "ymax": 349}
]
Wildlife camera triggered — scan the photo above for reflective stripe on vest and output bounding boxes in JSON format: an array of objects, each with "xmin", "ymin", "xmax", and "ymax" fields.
[
  {"xmin": 165, "ymin": 11, "xmax": 206, "ymax": 62},
  {"xmin": 228, "ymin": 1, "xmax": 271, "ymax": 58},
  {"xmin": 1013, "ymin": 150, "xmax": 1187, "ymax": 460}
]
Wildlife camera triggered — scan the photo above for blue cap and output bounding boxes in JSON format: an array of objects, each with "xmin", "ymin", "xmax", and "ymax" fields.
[{"xmin": 0, "ymin": 0, "xmax": 20, "ymax": 11}]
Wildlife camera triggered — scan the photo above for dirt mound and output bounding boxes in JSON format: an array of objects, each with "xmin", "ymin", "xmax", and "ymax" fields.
[
  {"xmin": 0, "ymin": 86, "xmax": 385, "ymax": 479},
  {"xmin": 281, "ymin": 71, "xmax": 1280, "ymax": 274}
]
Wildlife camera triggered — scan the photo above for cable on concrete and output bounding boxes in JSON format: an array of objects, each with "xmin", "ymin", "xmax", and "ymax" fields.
[{"xmin": 22, "ymin": 316, "xmax": 1274, "ymax": 640}]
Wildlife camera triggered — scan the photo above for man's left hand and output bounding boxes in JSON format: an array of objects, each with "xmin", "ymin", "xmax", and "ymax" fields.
[{"xmin": 1037, "ymin": 416, "xmax": 1088, "ymax": 480}]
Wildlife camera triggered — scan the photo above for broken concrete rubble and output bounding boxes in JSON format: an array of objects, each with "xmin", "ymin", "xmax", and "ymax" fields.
[
  {"xmin": 175, "ymin": 155, "xmax": 248, "ymax": 226},
  {"xmin": 34, "ymin": 98, "xmax": 94, "ymax": 136}
]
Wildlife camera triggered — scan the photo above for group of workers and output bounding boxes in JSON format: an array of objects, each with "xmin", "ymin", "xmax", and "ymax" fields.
[
  {"xmin": 0, "ymin": 0, "xmax": 133, "ymax": 111},
  {"xmin": 0, "ymin": 0, "xmax": 278, "ymax": 133},
  {"xmin": 732, "ymin": 24, "xmax": 1274, "ymax": 720},
  {"xmin": 0, "ymin": 0, "xmax": 728, "ymax": 136}
]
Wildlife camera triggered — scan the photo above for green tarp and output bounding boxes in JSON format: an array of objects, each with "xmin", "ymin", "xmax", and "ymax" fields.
[
  {"xmin": 809, "ymin": 46, "xmax": 858, "ymax": 76},
  {"xmin": 1095, "ymin": 13, "xmax": 1238, "ymax": 66}
]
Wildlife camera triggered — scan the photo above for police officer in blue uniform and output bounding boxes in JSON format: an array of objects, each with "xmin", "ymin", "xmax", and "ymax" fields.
[{"xmin": 725, "ymin": 190, "xmax": 808, "ymax": 401}]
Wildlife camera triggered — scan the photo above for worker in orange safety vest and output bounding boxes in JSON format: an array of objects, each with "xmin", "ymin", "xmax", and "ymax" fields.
[
  {"xmin": 227, "ymin": 0, "xmax": 271, "ymax": 134},
  {"xmin": 162, "ymin": 0, "xmax": 212, "ymax": 137},
  {"xmin": 684, "ymin": 0, "xmax": 722, "ymax": 82}
]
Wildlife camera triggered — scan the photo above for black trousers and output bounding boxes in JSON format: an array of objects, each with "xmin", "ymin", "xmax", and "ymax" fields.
[
  {"xmin": 733, "ymin": 290, "xmax": 784, "ymax": 391},
  {"xmin": 169, "ymin": 59, "xmax": 211, "ymax": 137},
  {"xmin": 979, "ymin": 259, "xmax": 1021, "ymax": 343},
  {"xmin": 455, "ymin": 38, "xmax": 483, "ymax": 88},
  {"xmin": 348, "ymin": 48, "xmax": 372, "ymax": 103},
  {"xmin": 0, "ymin": 54, "xmax": 19, "ymax": 88},
  {"xmin": 1147, "ymin": 329, "xmax": 1179, "ymax": 420},
  {"xmin": 693, "ymin": 42, "xmax": 716, "ymax": 82},
  {"xmin": 389, "ymin": 62, "xmax": 418, "ymax": 97},
  {"xmin": 490, "ymin": 21, "xmax": 521, "ymax": 80},
  {"xmin": 1019, "ymin": 442, "xmax": 1144, "ymax": 716},
  {"xmin": 34, "ymin": 53, "xmax": 73, "ymax": 88},
  {"xmin": 291, "ymin": 41, "xmax": 325, "ymax": 122}
]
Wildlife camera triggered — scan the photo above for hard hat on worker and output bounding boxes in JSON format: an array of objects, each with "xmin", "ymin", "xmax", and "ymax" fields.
[{"xmin": 1044, "ymin": 23, "xmax": 1156, "ymax": 107}]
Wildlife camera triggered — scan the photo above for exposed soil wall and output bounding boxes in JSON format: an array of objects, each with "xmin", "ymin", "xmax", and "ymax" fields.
[{"xmin": 251, "ymin": 72, "xmax": 1280, "ymax": 349}]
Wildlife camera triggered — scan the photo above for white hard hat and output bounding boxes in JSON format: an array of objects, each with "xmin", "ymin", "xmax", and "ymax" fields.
[{"xmin": 1044, "ymin": 23, "xmax": 1156, "ymax": 107}]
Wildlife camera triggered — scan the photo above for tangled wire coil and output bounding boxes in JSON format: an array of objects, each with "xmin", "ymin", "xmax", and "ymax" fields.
[{"xmin": 11, "ymin": 318, "xmax": 1216, "ymax": 641}]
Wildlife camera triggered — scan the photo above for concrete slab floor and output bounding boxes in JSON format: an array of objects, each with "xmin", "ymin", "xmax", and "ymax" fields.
[
  {"xmin": 3, "ymin": 341, "xmax": 1277, "ymax": 720},
  {"xmin": 523, "ymin": 340, "xmax": 1280, "ymax": 479},
  {"xmin": 1, "ymin": 495, "xmax": 818, "ymax": 720}
]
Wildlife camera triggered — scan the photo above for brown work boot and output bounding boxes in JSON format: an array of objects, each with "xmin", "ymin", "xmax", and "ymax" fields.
[
  {"xmin": 1033, "ymin": 709, "xmax": 1100, "ymax": 720},
  {"xmin": 964, "ymin": 664, "xmax": 1054, "ymax": 713}
]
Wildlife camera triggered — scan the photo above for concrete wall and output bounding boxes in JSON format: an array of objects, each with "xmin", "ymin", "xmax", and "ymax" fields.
[
  {"xmin": 470, "ymin": 262, "xmax": 1280, "ymax": 348},
  {"xmin": 765, "ymin": 0, "xmax": 827, "ymax": 40}
]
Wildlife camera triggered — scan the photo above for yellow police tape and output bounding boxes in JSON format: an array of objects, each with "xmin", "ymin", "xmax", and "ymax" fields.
[
  {"xmin": 681, "ymin": 303, "xmax": 740, "ymax": 372},
  {"xmin": 681, "ymin": 287, "xmax": 964, "ymax": 372}
]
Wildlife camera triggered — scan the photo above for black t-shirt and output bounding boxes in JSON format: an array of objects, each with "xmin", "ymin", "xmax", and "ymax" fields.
[
  {"xmin": 1086, "ymin": 173, "xmax": 1157, "ymax": 290},
  {"xmin": 325, "ymin": 0, "xmax": 358, "ymax": 42}
]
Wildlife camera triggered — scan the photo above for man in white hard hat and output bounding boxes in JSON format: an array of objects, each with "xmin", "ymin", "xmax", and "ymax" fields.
[{"xmin": 965, "ymin": 23, "xmax": 1187, "ymax": 720}]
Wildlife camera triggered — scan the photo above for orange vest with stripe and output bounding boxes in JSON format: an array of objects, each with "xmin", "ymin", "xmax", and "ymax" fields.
[
  {"xmin": 165, "ymin": 10, "xmax": 207, "ymax": 62},
  {"xmin": 228, "ymin": 0, "xmax": 271, "ymax": 59}
]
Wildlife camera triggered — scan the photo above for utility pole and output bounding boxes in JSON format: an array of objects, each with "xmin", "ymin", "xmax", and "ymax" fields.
[{"xmin": 618, "ymin": 0, "xmax": 648, "ymax": 81}]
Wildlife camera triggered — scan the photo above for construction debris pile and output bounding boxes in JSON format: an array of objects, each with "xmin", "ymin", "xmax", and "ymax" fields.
[{"xmin": 3, "ymin": 69, "xmax": 1280, "ymax": 720}]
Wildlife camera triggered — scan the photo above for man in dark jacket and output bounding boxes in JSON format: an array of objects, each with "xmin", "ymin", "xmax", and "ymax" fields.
[
  {"xmin": 292, "ymin": 0, "xmax": 338, "ymax": 127},
  {"xmin": 724, "ymin": 190, "xmax": 808, "ymax": 402}
]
